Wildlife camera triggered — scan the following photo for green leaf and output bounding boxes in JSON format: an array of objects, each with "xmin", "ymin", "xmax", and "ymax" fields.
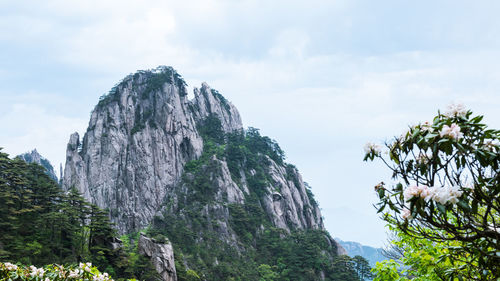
[
  {"xmin": 457, "ymin": 200, "xmax": 471, "ymax": 212},
  {"xmin": 389, "ymin": 151, "xmax": 399, "ymax": 165},
  {"xmin": 436, "ymin": 203, "xmax": 446, "ymax": 214},
  {"xmin": 412, "ymin": 128, "xmax": 421, "ymax": 139},
  {"xmin": 377, "ymin": 203, "xmax": 386, "ymax": 213},
  {"xmin": 378, "ymin": 188, "xmax": 385, "ymax": 199},
  {"xmin": 471, "ymin": 115, "xmax": 484, "ymax": 123},
  {"xmin": 472, "ymin": 199, "xmax": 478, "ymax": 214}
]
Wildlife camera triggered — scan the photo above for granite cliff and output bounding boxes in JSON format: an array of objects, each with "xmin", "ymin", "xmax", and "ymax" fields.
[{"xmin": 62, "ymin": 66, "xmax": 345, "ymax": 280}]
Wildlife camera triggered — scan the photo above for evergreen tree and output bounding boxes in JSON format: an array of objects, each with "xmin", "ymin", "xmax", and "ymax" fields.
[
  {"xmin": 352, "ymin": 255, "xmax": 372, "ymax": 280},
  {"xmin": 0, "ymin": 148, "xmax": 149, "ymax": 279}
]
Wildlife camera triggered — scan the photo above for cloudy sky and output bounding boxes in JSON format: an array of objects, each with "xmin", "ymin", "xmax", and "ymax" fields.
[{"xmin": 1, "ymin": 0, "xmax": 500, "ymax": 247}]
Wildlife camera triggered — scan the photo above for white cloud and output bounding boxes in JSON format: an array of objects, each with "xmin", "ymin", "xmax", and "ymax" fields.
[{"xmin": 0, "ymin": 103, "xmax": 87, "ymax": 176}]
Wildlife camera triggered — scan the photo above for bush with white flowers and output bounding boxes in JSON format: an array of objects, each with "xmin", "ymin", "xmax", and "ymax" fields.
[
  {"xmin": 0, "ymin": 262, "xmax": 130, "ymax": 281},
  {"xmin": 364, "ymin": 103, "xmax": 500, "ymax": 280}
]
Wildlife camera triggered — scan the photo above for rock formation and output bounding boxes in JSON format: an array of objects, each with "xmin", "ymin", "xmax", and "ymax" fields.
[
  {"xmin": 62, "ymin": 66, "xmax": 324, "ymax": 235},
  {"xmin": 63, "ymin": 66, "xmax": 242, "ymax": 233},
  {"xmin": 138, "ymin": 233, "xmax": 177, "ymax": 281},
  {"xmin": 62, "ymin": 66, "xmax": 345, "ymax": 280}
]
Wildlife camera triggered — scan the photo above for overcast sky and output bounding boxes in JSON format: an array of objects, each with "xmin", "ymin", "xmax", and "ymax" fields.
[{"xmin": 1, "ymin": 0, "xmax": 500, "ymax": 247}]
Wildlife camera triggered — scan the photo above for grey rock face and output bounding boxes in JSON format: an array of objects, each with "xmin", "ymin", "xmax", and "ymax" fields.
[
  {"xmin": 63, "ymin": 66, "xmax": 241, "ymax": 233},
  {"xmin": 260, "ymin": 157, "xmax": 324, "ymax": 231},
  {"xmin": 17, "ymin": 149, "xmax": 58, "ymax": 182},
  {"xmin": 138, "ymin": 233, "xmax": 177, "ymax": 281},
  {"xmin": 62, "ymin": 66, "xmax": 343, "ymax": 256},
  {"xmin": 191, "ymin": 83, "xmax": 242, "ymax": 132}
]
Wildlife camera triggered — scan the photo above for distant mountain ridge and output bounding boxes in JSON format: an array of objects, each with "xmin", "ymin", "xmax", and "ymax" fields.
[{"xmin": 335, "ymin": 238, "xmax": 386, "ymax": 267}]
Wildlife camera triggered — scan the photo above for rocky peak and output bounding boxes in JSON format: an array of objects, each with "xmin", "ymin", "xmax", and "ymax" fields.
[
  {"xmin": 192, "ymin": 82, "xmax": 243, "ymax": 132},
  {"xmin": 17, "ymin": 149, "xmax": 58, "ymax": 182},
  {"xmin": 62, "ymin": 66, "xmax": 242, "ymax": 233},
  {"xmin": 138, "ymin": 233, "xmax": 177, "ymax": 281}
]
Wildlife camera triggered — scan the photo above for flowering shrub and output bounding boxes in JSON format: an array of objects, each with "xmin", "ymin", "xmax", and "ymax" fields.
[
  {"xmin": 365, "ymin": 103, "xmax": 500, "ymax": 280},
  {"xmin": 0, "ymin": 262, "xmax": 133, "ymax": 281}
]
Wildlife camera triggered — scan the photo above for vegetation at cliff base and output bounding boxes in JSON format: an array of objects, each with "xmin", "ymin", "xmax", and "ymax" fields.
[{"xmin": 146, "ymin": 115, "xmax": 368, "ymax": 280}]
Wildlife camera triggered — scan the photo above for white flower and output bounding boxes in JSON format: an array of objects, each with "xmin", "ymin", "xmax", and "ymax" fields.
[
  {"xmin": 364, "ymin": 142, "xmax": 382, "ymax": 156},
  {"xmin": 444, "ymin": 102, "xmax": 467, "ymax": 118},
  {"xmin": 29, "ymin": 266, "xmax": 38, "ymax": 277},
  {"xmin": 428, "ymin": 185, "xmax": 463, "ymax": 205},
  {"xmin": 80, "ymin": 262, "xmax": 92, "ymax": 272},
  {"xmin": 4, "ymin": 262, "xmax": 17, "ymax": 271},
  {"xmin": 93, "ymin": 272, "xmax": 114, "ymax": 281},
  {"xmin": 483, "ymin": 139, "xmax": 500, "ymax": 151},
  {"xmin": 440, "ymin": 123, "xmax": 463, "ymax": 140},
  {"xmin": 447, "ymin": 185, "xmax": 463, "ymax": 204},
  {"xmin": 403, "ymin": 185, "xmax": 430, "ymax": 201},
  {"xmin": 37, "ymin": 268, "xmax": 45, "ymax": 278},
  {"xmin": 68, "ymin": 269, "xmax": 80, "ymax": 279},
  {"xmin": 401, "ymin": 208, "xmax": 412, "ymax": 220},
  {"xmin": 420, "ymin": 121, "xmax": 433, "ymax": 132}
]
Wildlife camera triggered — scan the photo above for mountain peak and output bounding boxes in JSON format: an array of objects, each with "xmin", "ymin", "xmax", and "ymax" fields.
[
  {"xmin": 63, "ymin": 67, "xmax": 243, "ymax": 232},
  {"xmin": 17, "ymin": 149, "xmax": 58, "ymax": 182}
]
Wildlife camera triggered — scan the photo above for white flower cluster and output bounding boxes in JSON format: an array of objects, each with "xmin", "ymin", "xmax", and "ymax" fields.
[
  {"xmin": 403, "ymin": 185, "xmax": 431, "ymax": 201},
  {"xmin": 364, "ymin": 142, "xmax": 382, "ymax": 156},
  {"xmin": 403, "ymin": 185, "xmax": 464, "ymax": 205},
  {"xmin": 0, "ymin": 262, "xmax": 114, "ymax": 281},
  {"xmin": 429, "ymin": 185, "xmax": 463, "ymax": 205},
  {"xmin": 444, "ymin": 102, "xmax": 467, "ymax": 118},
  {"xmin": 483, "ymin": 139, "xmax": 500, "ymax": 151},
  {"xmin": 3, "ymin": 262, "xmax": 18, "ymax": 271},
  {"xmin": 93, "ymin": 272, "xmax": 113, "ymax": 281},
  {"xmin": 68, "ymin": 268, "xmax": 82, "ymax": 278},
  {"xmin": 80, "ymin": 262, "xmax": 92, "ymax": 273},
  {"xmin": 29, "ymin": 265, "xmax": 45, "ymax": 278},
  {"xmin": 440, "ymin": 123, "xmax": 463, "ymax": 140}
]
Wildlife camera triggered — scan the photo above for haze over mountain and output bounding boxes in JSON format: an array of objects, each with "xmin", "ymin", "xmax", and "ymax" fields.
[{"xmin": 335, "ymin": 238, "xmax": 385, "ymax": 267}]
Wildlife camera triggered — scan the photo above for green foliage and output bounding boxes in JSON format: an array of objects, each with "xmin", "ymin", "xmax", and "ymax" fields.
[
  {"xmin": 366, "ymin": 106, "xmax": 500, "ymax": 279},
  {"xmin": 197, "ymin": 114, "xmax": 225, "ymax": 144},
  {"xmin": 257, "ymin": 264, "xmax": 279, "ymax": 281},
  {"xmin": 210, "ymin": 89, "xmax": 231, "ymax": 113},
  {"xmin": 145, "ymin": 116, "xmax": 359, "ymax": 280},
  {"xmin": 328, "ymin": 255, "xmax": 361, "ymax": 281},
  {"xmin": 98, "ymin": 66, "xmax": 188, "ymax": 106},
  {"xmin": 0, "ymin": 149, "xmax": 153, "ymax": 280},
  {"xmin": 97, "ymin": 83, "xmax": 121, "ymax": 107},
  {"xmin": 352, "ymin": 255, "xmax": 373, "ymax": 280},
  {"xmin": 371, "ymin": 260, "xmax": 406, "ymax": 281},
  {"xmin": 304, "ymin": 182, "xmax": 318, "ymax": 208}
]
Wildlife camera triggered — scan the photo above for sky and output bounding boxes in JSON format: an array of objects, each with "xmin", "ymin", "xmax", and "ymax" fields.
[{"xmin": 1, "ymin": 0, "xmax": 500, "ymax": 248}]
